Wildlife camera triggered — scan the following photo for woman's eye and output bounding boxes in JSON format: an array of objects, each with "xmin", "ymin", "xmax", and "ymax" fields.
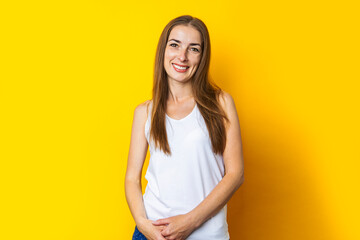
[
  {"xmin": 170, "ymin": 43, "xmax": 178, "ymax": 47},
  {"xmin": 191, "ymin": 48, "xmax": 200, "ymax": 52}
]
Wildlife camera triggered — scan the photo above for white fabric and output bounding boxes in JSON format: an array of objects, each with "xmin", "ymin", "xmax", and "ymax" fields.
[{"xmin": 143, "ymin": 101, "xmax": 230, "ymax": 240}]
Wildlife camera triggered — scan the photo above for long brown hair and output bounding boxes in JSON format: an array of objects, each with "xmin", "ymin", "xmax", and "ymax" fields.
[{"xmin": 149, "ymin": 15, "xmax": 229, "ymax": 156}]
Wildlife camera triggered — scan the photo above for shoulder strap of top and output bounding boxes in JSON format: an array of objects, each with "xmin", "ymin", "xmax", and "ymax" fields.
[
  {"xmin": 146, "ymin": 100, "xmax": 153, "ymax": 122},
  {"xmin": 144, "ymin": 100, "xmax": 153, "ymax": 143}
]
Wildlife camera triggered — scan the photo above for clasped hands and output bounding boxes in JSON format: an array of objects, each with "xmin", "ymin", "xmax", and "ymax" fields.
[{"xmin": 152, "ymin": 213, "xmax": 197, "ymax": 240}]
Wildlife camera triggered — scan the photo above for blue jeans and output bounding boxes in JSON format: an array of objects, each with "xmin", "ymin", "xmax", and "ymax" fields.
[
  {"xmin": 132, "ymin": 225, "xmax": 230, "ymax": 240},
  {"xmin": 132, "ymin": 225, "xmax": 147, "ymax": 240}
]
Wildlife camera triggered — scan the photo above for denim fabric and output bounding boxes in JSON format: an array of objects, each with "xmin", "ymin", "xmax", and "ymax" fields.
[
  {"xmin": 132, "ymin": 225, "xmax": 230, "ymax": 240},
  {"xmin": 132, "ymin": 226, "xmax": 148, "ymax": 240}
]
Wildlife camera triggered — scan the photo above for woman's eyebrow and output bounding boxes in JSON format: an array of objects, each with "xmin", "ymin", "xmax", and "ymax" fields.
[{"xmin": 168, "ymin": 39, "xmax": 201, "ymax": 47}]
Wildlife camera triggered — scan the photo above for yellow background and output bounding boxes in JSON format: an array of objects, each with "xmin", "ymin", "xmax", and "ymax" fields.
[{"xmin": 1, "ymin": 0, "xmax": 359, "ymax": 239}]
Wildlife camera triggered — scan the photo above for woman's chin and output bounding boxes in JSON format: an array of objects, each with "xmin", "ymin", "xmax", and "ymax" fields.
[{"xmin": 167, "ymin": 75, "xmax": 193, "ymax": 83}]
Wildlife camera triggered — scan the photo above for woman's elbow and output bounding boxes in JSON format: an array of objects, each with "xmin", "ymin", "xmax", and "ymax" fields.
[
  {"xmin": 236, "ymin": 173, "xmax": 244, "ymax": 189},
  {"xmin": 227, "ymin": 171, "xmax": 244, "ymax": 189}
]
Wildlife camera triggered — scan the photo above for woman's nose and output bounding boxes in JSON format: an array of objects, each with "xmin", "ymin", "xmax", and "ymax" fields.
[{"xmin": 178, "ymin": 48, "xmax": 188, "ymax": 62}]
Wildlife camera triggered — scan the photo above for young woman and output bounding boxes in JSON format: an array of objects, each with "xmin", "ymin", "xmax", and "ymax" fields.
[{"xmin": 125, "ymin": 15, "xmax": 244, "ymax": 240}]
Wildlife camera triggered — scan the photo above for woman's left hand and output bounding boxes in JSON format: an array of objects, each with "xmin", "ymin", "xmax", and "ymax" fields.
[{"xmin": 152, "ymin": 214, "xmax": 197, "ymax": 240}]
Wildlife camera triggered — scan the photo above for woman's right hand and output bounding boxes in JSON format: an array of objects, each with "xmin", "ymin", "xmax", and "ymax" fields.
[{"xmin": 137, "ymin": 218, "xmax": 167, "ymax": 240}]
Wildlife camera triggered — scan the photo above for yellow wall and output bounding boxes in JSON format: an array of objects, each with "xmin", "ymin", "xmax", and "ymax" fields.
[{"xmin": 1, "ymin": 0, "xmax": 359, "ymax": 239}]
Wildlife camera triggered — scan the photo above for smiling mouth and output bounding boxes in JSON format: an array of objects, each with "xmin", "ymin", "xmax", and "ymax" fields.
[{"xmin": 172, "ymin": 63, "xmax": 189, "ymax": 72}]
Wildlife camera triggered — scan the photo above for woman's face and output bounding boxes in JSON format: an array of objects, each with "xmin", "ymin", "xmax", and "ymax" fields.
[{"xmin": 164, "ymin": 25, "xmax": 202, "ymax": 83}]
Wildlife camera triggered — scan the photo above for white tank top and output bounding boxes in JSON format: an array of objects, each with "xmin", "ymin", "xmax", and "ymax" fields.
[{"xmin": 143, "ymin": 100, "xmax": 230, "ymax": 240}]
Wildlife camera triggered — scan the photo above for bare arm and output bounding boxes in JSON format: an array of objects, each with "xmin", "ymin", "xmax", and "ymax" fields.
[{"xmin": 124, "ymin": 100, "xmax": 150, "ymax": 225}]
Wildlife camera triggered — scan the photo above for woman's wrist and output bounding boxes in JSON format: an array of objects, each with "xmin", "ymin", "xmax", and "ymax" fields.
[
  {"xmin": 135, "ymin": 216, "xmax": 148, "ymax": 228},
  {"xmin": 186, "ymin": 211, "xmax": 202, "ymax": 229}
]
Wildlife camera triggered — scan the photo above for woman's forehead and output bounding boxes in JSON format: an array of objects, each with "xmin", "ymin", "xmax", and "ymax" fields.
[{"xmin": 168, "ymin": 25, "xmax": 202, "ymax": 43}]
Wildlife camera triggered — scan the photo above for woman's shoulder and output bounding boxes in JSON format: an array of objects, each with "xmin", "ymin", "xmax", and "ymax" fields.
[
  {"xmin": 134, "ymin": 99, "xmax": 153, "ymax": 123},
  {"xmin": 218, "ymin": 90, "xmax": 234, "ymax": 111},
  {"xmin": 135, "ymin": 99, "xmax": 152, "ymax": 109}
]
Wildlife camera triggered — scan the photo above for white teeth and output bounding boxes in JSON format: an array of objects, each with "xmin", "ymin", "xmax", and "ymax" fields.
[{"xmin": 173, "ymin": 64, "xmax": 188, "ymax": 70}]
